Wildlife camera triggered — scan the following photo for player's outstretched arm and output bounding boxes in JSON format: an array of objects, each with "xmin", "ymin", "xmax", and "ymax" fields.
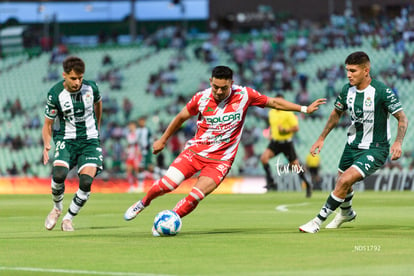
[
  {"xmin": 310, "ymin": 108, "xmax": 343, "ymax": 156},
  {"xmin": 390, "ymin": 110, "xmax": 408, "ymax": 160},
  {"xmin": 266, "ymin": 97, "xmax": 326, "ymax": 114},
  {"xmin": 153, "ymin": 107, "xmax": 192, "ymax": 154}
]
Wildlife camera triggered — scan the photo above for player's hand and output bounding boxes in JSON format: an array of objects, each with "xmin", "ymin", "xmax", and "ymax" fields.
[
  {"xmin": 307, "ymin": 98, "xmax": 327, "ymax": 114},
  {"xmin": 43, "ymin": 145, "xmax": 51, "ymax": 165},
  {"xmin": 390, "ymin": 141, "xmax": 402, "ymax": 160},
  {"xmin": 153, "ymin": 139, "xmax": 166, "ymax": 154},
  {"xmin": 310, "ymin": 139, "xmax": 324, "ymax": 156}
]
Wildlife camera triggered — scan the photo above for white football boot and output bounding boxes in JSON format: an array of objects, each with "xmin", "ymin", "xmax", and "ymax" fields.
[
  {"xmin": 45, "ymin": 208, "xmax": 61, "ymax": 230},
  {"xmin": 299, "ymin": 219, "xmax": 321, "ymax": 233},
  {"xmin": 124, "ymin": 200, "xmax": 146, "ymax": 221},
  {"xmin": 61, "ymin": 219, "xmax": 74, "ymax": 232},
  {"xmin": 326, "ymin": 211, "xmax": 357, "ymax": 229}
]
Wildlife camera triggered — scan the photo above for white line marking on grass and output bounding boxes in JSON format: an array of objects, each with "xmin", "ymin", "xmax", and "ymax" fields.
[
  {"xmin": 275, "ymin": 202, "xmax": 309, "ymax": 212},
  {"xmin": 0, "ymin": 266, "xmax": 173, "ymax": 276}
]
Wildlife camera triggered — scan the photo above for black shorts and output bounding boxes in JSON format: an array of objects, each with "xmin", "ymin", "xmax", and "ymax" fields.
[{"xmin": 267, "ymin": 140, "xmax": 297, "ymax": 162}]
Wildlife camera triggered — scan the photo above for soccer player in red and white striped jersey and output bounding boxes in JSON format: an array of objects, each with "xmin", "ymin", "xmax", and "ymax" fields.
[{"xmin": 124, "ymin": 66, "xmax": 326, "ymax": 225}]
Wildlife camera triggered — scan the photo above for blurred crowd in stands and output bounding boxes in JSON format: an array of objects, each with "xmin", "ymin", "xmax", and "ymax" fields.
[{"xmin": 2, "ymin": 4, "xmax": 414, "ymax": 177}]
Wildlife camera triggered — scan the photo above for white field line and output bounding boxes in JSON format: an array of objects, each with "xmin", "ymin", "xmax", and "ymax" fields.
[
  {"xmin": 275, "ymin": 202, "xmax": 309, "ymax": 212},
  {"xmin": 0, "ymin": 266, "xmax": 173, "ymax": 276}
]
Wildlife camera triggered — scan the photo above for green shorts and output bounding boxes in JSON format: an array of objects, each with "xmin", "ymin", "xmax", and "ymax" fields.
[
  {"xmin": 53, "ymin": 138, "xmax": 103, "ymax": 175},
  {"xmin": 338, "ymin": 143, "xmax": 388, "ymax": 178}
]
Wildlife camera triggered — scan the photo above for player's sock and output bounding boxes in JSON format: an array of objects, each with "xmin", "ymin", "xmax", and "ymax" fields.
[
  {"xmin": 262, "ymin": 163, "xmax": 275, "ymax": 188},
  {"xmin": 340, "ymin": 191, "xmax": 354, "ymax": 216},
  {"xmin": 142, "ymin": 176, "xmax": 178, "ymax": 206},
  {"xmin": 173, "ymin": 187, "xmax": 205, "ymax": 218},
  {"xmin": 64, "ymin": 189, "xmax": 90, "ymax": 220},
  {"xmin": 51, "ymin": 166, "xmax": 68, "ymax": 211},
  {"xmin": 51, "ymin": 180, "xmax": 64, "ymax": 211},
  {"xmin": 316, "ymin": 192, "xmax": 344, "ymax": 222}
]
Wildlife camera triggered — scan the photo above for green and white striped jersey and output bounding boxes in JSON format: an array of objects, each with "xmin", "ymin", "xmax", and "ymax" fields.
[
  {"xmin": 334, "ymin": 79, "xmax": 403, "ymax": 149},
  {"xmin": 44, "ymin": 80, "xmax": 102, "ymax": 140}
]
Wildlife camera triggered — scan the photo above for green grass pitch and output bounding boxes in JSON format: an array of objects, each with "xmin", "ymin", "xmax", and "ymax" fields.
[{"xmin": 0, "ymin": 191, "xmax": 413, "ymax": 275}]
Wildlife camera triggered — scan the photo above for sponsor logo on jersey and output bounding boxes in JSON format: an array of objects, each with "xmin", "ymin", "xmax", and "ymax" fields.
[
  {"xmin": 217, "ymin": 164, "xmax": 229, "ymax": 176},
  {"xmin": 206, "ymin": 107, "xmax": 215, "ymax": 112},
  {"xmin": 355, "ymin": 108, "xmax": 363, "ymax": 117},
  {"xmin": 86, "ymin": 157, "xmax": 98, "ymax": 160},
  {"xmin": 205, "ymin": 113, "xmax": 241, "ymax": 124},
  {"xmin": 367, "ymin": 155, "xmax": 375, "ymax": 162}
]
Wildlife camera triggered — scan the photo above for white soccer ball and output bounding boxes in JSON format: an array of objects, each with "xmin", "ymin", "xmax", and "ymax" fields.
[{"xmin": 153, "ymin": 210, "xmax": 182, "ymax": 236}]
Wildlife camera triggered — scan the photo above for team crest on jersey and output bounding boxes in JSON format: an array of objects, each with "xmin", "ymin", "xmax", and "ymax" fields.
[
  {"xmin": 365, "ymin": 97, "xmax": 372, "ymax": 107},
  {"xmin": 85, "ymin": 92, "xmax": 93, "ymax": 105},
  {"xmin": 231, "ymin": 103, "xmax": 239, "ymax": 111}
]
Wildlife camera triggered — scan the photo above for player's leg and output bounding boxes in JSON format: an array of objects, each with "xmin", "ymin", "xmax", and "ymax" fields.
[
  {"xmin": 325, "ymin": 147, "xmax": 388, "ymax": 229},
  {"xmin": 45, "ymin": 163, "xmax": 69, "ymax": 230},
  {"xmin": 299, "ymin": 144, "xmax": 359, "ymax": 233},
  {"xmin": 126, "ymin": 161, "xmax": 139, "ymax": 192},
  {"xmin": 124, "ymin": 150, "xmax": 197, "ymax": 221},
  {"xmin": 290, "ymin": 159, "xmax": 312, "ymax": 197},
  {"xmin": 260, "ymin": 144, "xmax": 277, "ymax": 190},
  {"xmin": 173, "ymin": 157, "xmax": 231, "ymax": 218},
  {"xmin": 61, "ymin": 166, "xmax": 97, "ymax": 231},
  {"xmin": 299, "ymin": 168, "xmax": 361, "ymax": 233},
  {"xmin": 124, "ymin": 167, "xmax": 188, "ymax": 220},
  {"xmin": 172, "ymin": 176, "xmax": 214, "ymax": 217},
  {"xmin": 61, "ymin": 140, "xmax": 103, "ymax": 231},
  {"xmin": 325, "ymin": 188, "xmax": 356, "ymax": 229},
  {"xmin": 300, "ymin": 145, "xmax": 388, "ymax": 233},
  {"xmin": 286, "ymin": 142, "xmax": 312, "ymax": 197}
]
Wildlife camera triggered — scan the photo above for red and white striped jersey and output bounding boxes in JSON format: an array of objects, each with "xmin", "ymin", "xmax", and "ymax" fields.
[{"xmin": 185, "ymin": 84, "xmax": 269, "ymax": 162}]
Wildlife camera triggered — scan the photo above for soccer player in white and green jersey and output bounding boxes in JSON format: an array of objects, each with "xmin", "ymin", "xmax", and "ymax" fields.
[
  {"xmin": 299, "ymin": 51, "xmax": 408, "ymax": 233},
  {"xmin": 42, "ymin": 56, "xmax": 103, "ymax": 232}
]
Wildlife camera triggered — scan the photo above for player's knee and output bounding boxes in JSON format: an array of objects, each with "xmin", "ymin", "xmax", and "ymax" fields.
[
  {"xmin": 52, "ymin": 166, "xmax": 69, "ymax": 183},
  {"xmin": 79, "ymin": 174, "xmax": 94, "ymax": 192}
]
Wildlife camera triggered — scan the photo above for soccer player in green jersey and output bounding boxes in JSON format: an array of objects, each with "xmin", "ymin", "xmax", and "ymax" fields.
[
  {"xmin": 42, "ymin": 56, "xmax": 103, "ymax": 231},
  {"xmin": 299, "ymin": 51, "xmax": 408, "ymax": 233}
]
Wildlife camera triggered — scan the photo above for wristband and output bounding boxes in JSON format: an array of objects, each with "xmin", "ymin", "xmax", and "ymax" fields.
[{"xmin": 301, "ymin": 106, "xmax": 308, "ymax": 113}]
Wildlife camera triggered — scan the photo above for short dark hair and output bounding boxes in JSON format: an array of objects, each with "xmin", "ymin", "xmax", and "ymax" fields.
[
  {"xmin": 211, "ymin": 66, "xmax": 233, "ymax": 80},
  {"xmin": 63, "ymin": 56, "xmax": 85, "ymax": 74},
  {"xmin": 345, "ymin": 51, "xmax": 370, "ymax": 66}
]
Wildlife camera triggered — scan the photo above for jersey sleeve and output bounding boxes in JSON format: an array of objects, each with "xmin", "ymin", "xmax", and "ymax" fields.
[
  {"xmin": 382, "ymin": 87, "xmax": 403, "ymax": 114},
  {"xmin": 186, "ymin": 92, "xmax": 202, "ymax": 116},
  {"xmin": 44, "ymin": 89, "xmax": 58, "ymax": 120},
  {"xmin": 334, "ymin": 84, "xmax": 349, "ymax": 111},
  {"xmin": 246, "ymin": 87, "xmax": 268, "ymax": 107},
  {"xmin": 90, "ymin": 81, "xmax": 102, "ymax": 103}
]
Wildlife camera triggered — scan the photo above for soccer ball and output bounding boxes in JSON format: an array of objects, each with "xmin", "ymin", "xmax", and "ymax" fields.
[{"xmin": 153, "ymin": 210, "xmax": 182, "ymax": 236}]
